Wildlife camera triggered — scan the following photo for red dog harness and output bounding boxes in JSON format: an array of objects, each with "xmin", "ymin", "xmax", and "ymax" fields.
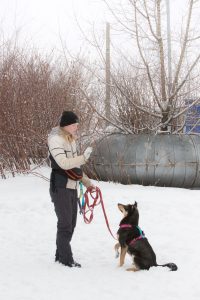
[{"xmin": 119, "ymin": 224, "xmax": 145, "ymax": 246}]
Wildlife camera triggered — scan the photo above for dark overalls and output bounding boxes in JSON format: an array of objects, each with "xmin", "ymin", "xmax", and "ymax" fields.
[{"xmin": 49, "ymin": 154, "xmax": 78, "ymax": 265}]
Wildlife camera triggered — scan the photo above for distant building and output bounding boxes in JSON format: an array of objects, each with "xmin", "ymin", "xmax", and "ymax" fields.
[{"xmin": 184, "ymin": 98, "xmax": 200, "ymax": 134}]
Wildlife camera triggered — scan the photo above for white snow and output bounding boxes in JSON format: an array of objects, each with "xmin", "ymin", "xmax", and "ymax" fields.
[{"xmin": 0, "ymin": 167, "xmax": 200, "ymax": 300}]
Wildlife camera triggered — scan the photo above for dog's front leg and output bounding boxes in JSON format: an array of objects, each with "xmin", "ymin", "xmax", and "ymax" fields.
[
  {"xmin": 114, "ymin": 242, "xmax": 120, "ymax": 258},
  {"xmin": 119, "ymin": 246, "xmax": 128, "ymax": 267}
]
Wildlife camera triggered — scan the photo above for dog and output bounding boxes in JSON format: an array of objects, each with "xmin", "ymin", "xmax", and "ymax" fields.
[{"xmin": 114, "ymin": 202, "xmax": 178, "ymax": 271}]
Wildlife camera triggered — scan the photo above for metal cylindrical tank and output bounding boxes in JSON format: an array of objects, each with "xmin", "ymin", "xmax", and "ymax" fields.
[{"xmin": 88, "ymin": 134, "xmax": 200, "ymax": 188}]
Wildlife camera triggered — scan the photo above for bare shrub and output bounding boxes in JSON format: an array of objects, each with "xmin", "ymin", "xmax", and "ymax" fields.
[{"xmin": 0, "ymin": 44, "xmax": 97, "ymax": 178}]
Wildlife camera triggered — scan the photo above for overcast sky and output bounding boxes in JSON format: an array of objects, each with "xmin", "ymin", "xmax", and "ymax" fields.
[
  {"xmin": 0, "ymin": 0, "xmax": 108, "ymax": 54},
  {"xmin": 0, "ymin": 0, "xmax": 198, "ymax": 56}
]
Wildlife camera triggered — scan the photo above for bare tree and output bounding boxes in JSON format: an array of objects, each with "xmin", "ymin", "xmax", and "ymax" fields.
[{"xmin": 91, "ymin": 0, "xmax": 200, "ymax": 133}]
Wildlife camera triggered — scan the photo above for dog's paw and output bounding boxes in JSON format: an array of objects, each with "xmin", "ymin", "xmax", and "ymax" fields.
[
  {"xmin": 126, "ymin": 265, "xmax": 139, "ymax": 272},
  {"xmin": 115, "ymin": 251, "xmax": 119, "ymax": 258}
]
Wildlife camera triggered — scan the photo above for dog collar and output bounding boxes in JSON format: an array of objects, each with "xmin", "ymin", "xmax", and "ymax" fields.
[
  {"xmin": 119, "ymin": 224, "xmax": 145, "ymax": 237},
  {"xmin": 120, "ymin": 224, "xmax": 132, "ymax": 229}
]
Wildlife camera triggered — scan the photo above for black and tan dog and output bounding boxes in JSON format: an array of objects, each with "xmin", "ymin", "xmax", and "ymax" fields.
[{"xmin": 114, "ymin": 202, "xmax": 177, "ymax": 271}]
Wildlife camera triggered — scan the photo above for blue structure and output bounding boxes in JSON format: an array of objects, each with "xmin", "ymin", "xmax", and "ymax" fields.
[{"xmin": 185, "ymin": 99, "xmax": 200, "ymax": 133}]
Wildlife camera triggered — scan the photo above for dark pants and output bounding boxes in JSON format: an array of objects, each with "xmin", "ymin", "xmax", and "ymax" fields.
[{"xmin": 50, "ymin": 188, "xmax": 78, "ymax": 265}]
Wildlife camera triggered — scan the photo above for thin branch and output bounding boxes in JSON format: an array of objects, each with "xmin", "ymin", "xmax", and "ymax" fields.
[
  {"xmin": 134, "ymin": 0, "xmax": 162, "ymax": 110},
  {"xmin": 169, "ymin": 53, "xmax": 200, "ymax": 102},
  {"xmin": 171, "ymin": 0, "xmax": 194, "ymax": 95},
  {"xmin": 79, "ymin": 87, "xmax": 134, "ymax": 134}
]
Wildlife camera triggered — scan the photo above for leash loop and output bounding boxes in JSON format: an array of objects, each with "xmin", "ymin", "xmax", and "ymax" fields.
[{"xmin": 82, "ymin": 186, "xmax": 117, "ymax": 240}]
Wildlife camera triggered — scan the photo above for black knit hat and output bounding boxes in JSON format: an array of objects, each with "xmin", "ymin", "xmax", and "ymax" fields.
[{"xmin": 59, "ymin": 111, "xmax": 79, "ymax": 127}]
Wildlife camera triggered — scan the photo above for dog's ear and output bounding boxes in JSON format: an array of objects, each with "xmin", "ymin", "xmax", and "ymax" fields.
[
  {"xmin": 130, "ymin": 204, "xmax": 137, "ymax": 214},
  {"xmin": 134, "ymin": 201, "xmax": 137, "ymax": 207}
]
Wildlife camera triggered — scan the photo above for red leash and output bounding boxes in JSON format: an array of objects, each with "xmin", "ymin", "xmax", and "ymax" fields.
[{"xmin": 82, "ymin": 186, "xmax": 117, "ymax": 240}]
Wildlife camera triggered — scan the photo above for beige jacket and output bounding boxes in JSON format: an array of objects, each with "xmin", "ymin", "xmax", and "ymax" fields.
[{"xmin": 48, "ymin": 126, "xmax": 92, "ymax": 190}]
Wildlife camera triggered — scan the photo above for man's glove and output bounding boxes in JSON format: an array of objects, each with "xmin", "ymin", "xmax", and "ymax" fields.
[{"xmin": 83, "ymin": 147, "xmax": 93, "ymax": 160}]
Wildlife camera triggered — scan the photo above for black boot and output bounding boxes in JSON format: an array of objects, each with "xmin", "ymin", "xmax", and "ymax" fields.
[{"xmin": 64, "ymin": 261, "xmax": 81, "ymax": 268}]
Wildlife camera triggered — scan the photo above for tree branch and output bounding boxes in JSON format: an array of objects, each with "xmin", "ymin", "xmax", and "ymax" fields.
[{"xmin": 171, "ymin": 0, "xmax": 194, "ymax": 95}]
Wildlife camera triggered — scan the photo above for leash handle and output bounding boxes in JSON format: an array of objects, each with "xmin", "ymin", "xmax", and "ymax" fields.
[
  {"xmin": 83, "ymin": 186, "xmax": 117, "ymax": 240},
  {"xmin": 79, "ymin": 182, "xmax": 85, "ymax": 208},
  {"xmin": 82, "ymin": 186, "xmax": 100, "ymax": 224}
]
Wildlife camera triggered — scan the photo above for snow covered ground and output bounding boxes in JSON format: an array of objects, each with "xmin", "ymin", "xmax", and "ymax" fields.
[{"xmin": 0, "ymin": 167, "xmax": 200, "ymax": 300}]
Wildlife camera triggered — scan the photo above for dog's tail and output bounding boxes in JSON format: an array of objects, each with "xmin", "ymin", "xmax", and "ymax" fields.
[{"xmin": 157, "ymin": 262, "xmax": 178, "ymax": 271}]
